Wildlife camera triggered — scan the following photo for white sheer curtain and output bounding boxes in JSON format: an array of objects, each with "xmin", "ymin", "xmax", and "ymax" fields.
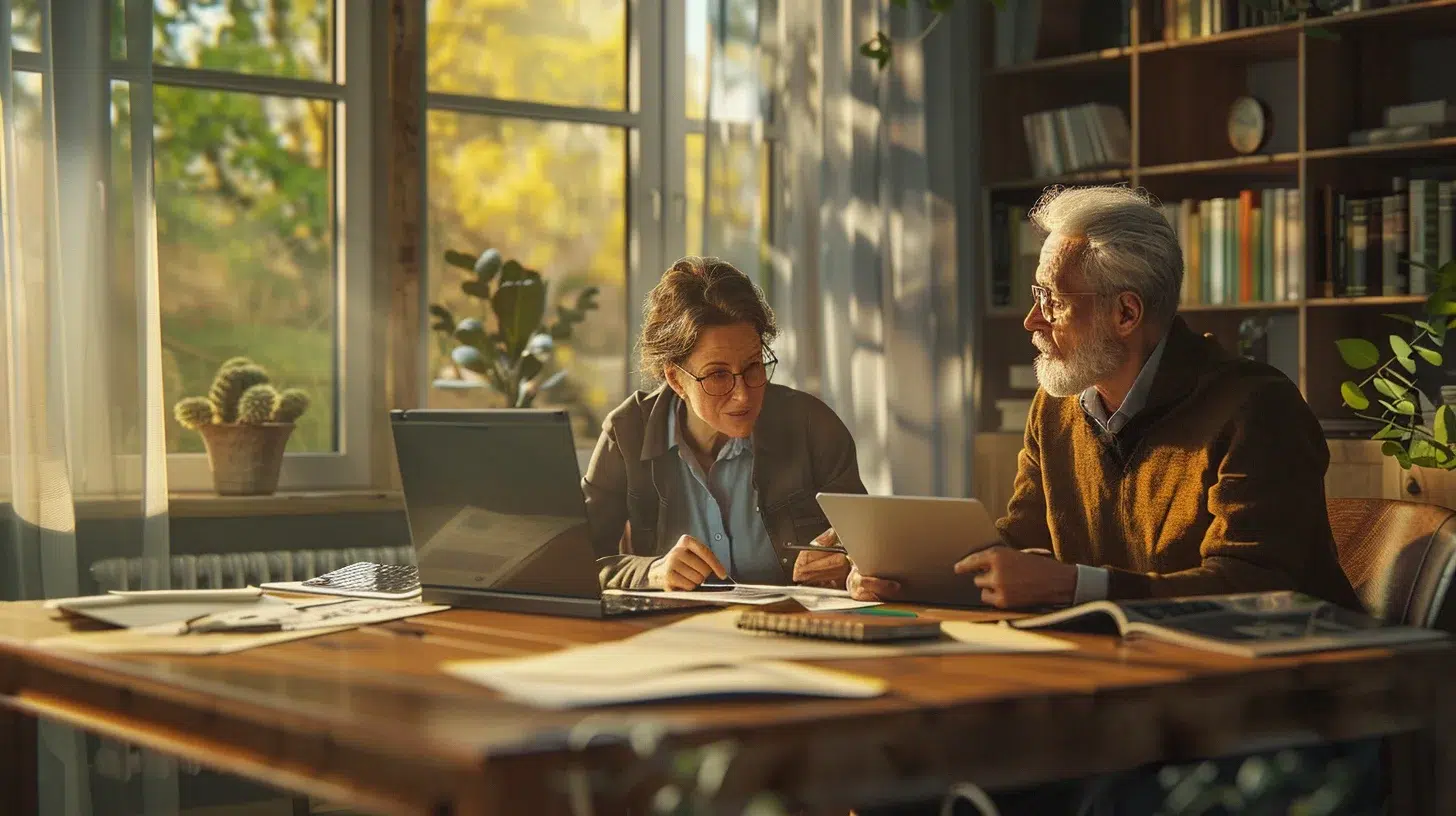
[
  {"xmin": 1, "ymin": 0, "xmax": 174, "ymax": 812},
  {"xmin": 773, "ymin": 0, "xmax": 975, "ymax": 498}
]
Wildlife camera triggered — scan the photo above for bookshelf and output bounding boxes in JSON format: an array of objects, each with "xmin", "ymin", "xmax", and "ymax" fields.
[{"xmin": 974, "ymin": 0, "xmax": 1456, "ymax": 513}]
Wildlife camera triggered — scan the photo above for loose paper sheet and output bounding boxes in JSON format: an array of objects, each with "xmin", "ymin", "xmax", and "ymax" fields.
[
  {"xmin": 465, "ymin": 660, "xmax": 889, "ymax": 709},
  {"xmin": 444, "ymin": 609, "xmax": 1075, "ymax": 704},
  {"xmin": 606, "ymin": 583, "xmax": 882, "ymax": 611},
  {"xmin": 31, "ymin": 625, "xmax": 354, "ymax": 655}
]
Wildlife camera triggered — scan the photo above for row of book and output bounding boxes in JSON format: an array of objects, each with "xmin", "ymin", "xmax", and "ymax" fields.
[
  {"xmin": 987, "ymin": 178, "xmax": 1455, "ymax": 310},
  {"xmin": 1316, "ymin": 178, "xmax": 1454, "ymax": 299},
  {"xmin": 1023, "ymin": 103, "xmax": 1131, "ymax": 179},
  {"xmin": 993, "ymin": 0, "xmax": 1132, "ymax": 69},
  {"xmin": 1160, "ymin": 190, "xmax": 1305, "ymax": 306},
  {"xmin": 1157, "ymin": 0, "xmax": 1287, "ymax": 41}
]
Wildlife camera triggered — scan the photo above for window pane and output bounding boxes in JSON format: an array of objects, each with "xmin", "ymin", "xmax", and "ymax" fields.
[
  {"xmin": 685, "ymin": 129, "xmax": 769, "ymax": 279},
  {"xmin": 112, "ymin": 0, "xmax": 126, "ymax": 60},
  {"xmin": 427, "ymin": 0, "xmax": 627, "ymax": 111},
  {"xmin": 149, "ymin": 86, "xmax": 338, "ymax": 453},
  {"xmin": 426, "ymin": 111, "xmax": 627, "ymax": 444},
  {"xmin": 686, "ymin": 0, "xmax": 765, "ymax": 124},
  {"xmin": 152, "ymin": 0, "xmax": 333, "ymax": 82},
  {"xmin": 11, "ymin": 0, "xmax": 39, "ymax": 52}
]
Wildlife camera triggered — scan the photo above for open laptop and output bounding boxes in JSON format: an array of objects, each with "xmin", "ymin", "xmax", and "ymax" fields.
[{"xmin": 389, "ymin": 408, "xmax": 714, "ymax": 619}]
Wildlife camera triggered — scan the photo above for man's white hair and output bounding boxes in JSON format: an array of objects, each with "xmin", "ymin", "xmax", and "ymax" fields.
[{"xmin": 1029, "ymin": 185, "xmax": 1183, "ymax": 328}]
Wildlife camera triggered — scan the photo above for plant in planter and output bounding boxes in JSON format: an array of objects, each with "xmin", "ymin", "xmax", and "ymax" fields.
[
  {"xmin": 1338, "ymin": 261, "xmax": 1456, "ymax": 470},
  {"xmin": 173, "ymin": 357, "xmax": 311, "ymax": 496},
  {"xmin": 429, "ymin": 247, "xmax": 600, "ymax": 408}
]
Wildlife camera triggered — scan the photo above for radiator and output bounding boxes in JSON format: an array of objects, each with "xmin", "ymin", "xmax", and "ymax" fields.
[{"xmin": 89, "ymin": 546, "xmax": 417, "ymax": 592}]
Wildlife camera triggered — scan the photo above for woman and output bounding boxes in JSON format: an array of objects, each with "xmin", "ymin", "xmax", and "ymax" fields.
[{"xmin": 583, "ymin": 256, "xmax": 865, "ymax": 591}]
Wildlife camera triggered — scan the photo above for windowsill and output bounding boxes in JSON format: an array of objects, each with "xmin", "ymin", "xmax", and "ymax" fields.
[
  {"xmin": 60, "ymin": 490, "xmax": 404, "ymax": 520},
  {"xmin": 168, "ymin": 489, "xmax": 404, "ymax": 518}
]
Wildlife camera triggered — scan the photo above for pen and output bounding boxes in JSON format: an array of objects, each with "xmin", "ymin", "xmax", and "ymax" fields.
[{"xmin": 780, "ymin": 544, "xmax": 849, "ymax": 554}]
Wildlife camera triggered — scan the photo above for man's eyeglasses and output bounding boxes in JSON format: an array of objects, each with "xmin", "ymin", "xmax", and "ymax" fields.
[
  {"xmin": 1031, "ymin": 284, "xmax": 1101, "ymax": 324},
  {"xmin": 675, "ymin": 351, "xmax": 778, "ymax": 397}
]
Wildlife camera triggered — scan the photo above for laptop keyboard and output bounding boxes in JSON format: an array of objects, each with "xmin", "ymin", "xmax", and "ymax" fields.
[{"xmin": 301, "ymin": 562, "xmax": 420, "ymax": 594}]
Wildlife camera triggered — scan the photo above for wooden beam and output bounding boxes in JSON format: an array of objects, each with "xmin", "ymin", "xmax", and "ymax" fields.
[{"xmin": 372, "ymin": 0, "xmax": 426, "ymax": 489}]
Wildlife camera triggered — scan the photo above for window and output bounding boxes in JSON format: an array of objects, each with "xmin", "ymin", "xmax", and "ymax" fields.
[
  {"xmin": 7, "ymin": 0, "xmax": 375, "ymax": 490},
  {"xmin": 424, "ymin": 0, "xmax": 780, "ymax": 447},
  {"xmin": 423, "ymin": 0, "xmax": 633, "ymax": 443}
]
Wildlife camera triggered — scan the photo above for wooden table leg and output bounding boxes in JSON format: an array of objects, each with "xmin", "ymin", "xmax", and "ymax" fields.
[{"xmin": 1, "ymin": 705, "xmax": 38, "ymax": 816}]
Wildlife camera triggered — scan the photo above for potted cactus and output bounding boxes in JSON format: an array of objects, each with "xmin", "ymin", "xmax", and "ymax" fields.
[{"xmin": 173, "ymin": 357, "xmax": 311, "ymax": 496}]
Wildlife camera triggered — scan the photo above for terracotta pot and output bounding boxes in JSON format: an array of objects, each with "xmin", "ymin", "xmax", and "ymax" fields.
[{"xmin": 196, "ymin": 423, "xmax": 295, "ymax": 496}]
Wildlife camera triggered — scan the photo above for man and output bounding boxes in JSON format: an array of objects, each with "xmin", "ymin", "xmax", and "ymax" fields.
[{"xmin": 851, "ymin": 184, "xmax": 1361, "ymax": 611}]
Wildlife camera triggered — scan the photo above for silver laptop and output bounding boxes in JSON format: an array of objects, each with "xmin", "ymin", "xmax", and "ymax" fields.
[{"xmin": 389, "ymin": 409, "xmax": 711, "ymax": 619}]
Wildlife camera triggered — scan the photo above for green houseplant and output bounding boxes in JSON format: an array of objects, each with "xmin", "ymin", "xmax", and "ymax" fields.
[
  {"xmin": 173, "ymin": 357, "xmax": 311, "ymax": 496},
  {"xmin": 1338, "ymin": 261, "xmax": 1456, "ymax": 470},
  {"xmin": 429, "ymin": 247, "xmax": 600, "ymax": 408}
]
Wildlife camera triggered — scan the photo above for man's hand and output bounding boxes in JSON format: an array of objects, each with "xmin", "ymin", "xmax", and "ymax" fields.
[
  {"xmin": 791, "ymin": 528, "xmax": 853, "ymax": 588},
  {"xmin": 648, "ymin": 535, "xmax": 728, "ymax": 591},
  {"xmin": 953, "ymin": 545, "xmax": 1077, "ymax": 609},
  {"xmin": 847, "ymin": 564, "xmax": 902, "ymax": 601}
]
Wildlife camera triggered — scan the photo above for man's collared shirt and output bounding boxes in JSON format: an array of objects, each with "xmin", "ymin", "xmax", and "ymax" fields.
[
  {"xmin": 664, "ymin": 394, "xmax": 782, "ymax": 584},
  {"xmin": 1069, "ymin": 332, "xmax": 1169, "ymax": 603}
]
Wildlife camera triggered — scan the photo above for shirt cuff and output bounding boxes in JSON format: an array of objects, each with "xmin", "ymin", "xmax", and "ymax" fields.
[{"xmin": 1073, "ymin": 565, "xmax": 1110, "ymax": 604}]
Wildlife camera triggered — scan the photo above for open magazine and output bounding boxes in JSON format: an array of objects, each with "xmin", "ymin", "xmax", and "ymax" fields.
[{"xmin": 1005, "ymin": 591, "xmax": 1449, "ymax": 658}]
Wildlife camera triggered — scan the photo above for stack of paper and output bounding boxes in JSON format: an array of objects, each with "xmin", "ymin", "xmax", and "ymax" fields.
[
  {"xmin": 605, "ymin": 583, "xmax": 881, "ymax": 611},
  {"xmin": 444, "ymin": 609, "xmax": 1075, "ymax": 708}
]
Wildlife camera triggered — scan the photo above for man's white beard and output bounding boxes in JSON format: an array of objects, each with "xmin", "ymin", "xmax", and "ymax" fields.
[{"xmin": 1033, "ymin": 320, "xmax": 1127, "ymax": 398}]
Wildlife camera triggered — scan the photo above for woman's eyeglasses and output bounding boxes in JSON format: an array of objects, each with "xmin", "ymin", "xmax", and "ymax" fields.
[{"xmin": 675, "ymin": 351, "xmax": 778, "ymax": 397}]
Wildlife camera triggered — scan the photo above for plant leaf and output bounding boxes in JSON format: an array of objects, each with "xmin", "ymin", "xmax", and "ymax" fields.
[
  {"xmin": 1372, "ymin": 377, "xmax": 1406, "ymax": 400},
  {"xmin": 1383, "ymin": 312, "xmax": 1418, "ymax": 326},
  {"xmin": 473, "ymin": 248, "xmax": 503, "ymax": 282},
  {"xmin": 1378, "ymin": 398, "xmax": 1417, "ymax": 416},
  {"xmin": 443, "ymin": 250, "xmax": 476, "ymax": 271},
  {"xmin": 1372, "ymin": 423, "xmax": 1406, "ymax": 441},
  {"xmin": 1438, "ymin": 406, "xmax": 1453, "ymax": 444},
  {"xmin": 1340, "ymin": 381, "xmax": 1369, "ymax": 410},
  {"xmin": 1390, "ymin": 333, "xmax": 1414, "ymax": 360},
  {"xmin": 1383, "ymin": 440, "xmax": 1413, "ymax": 469},
  {"xmin": 1415, "ymin": 345, "xmax": 1444, "ymax": 366},
  {"xmin": 1398, "ymin": 354, "xmax": 1418, "ymax": 373},
  {"xmin": 491, "ymin": 276, "xmax": 548, "ymax": 358},
  {"xmin": 1335, "ymin": 338, "xmax": 1380, "ymax": 369},
  {"xmin": 461, "ymin": 279, "xmax": 493, "ymax": 299}
]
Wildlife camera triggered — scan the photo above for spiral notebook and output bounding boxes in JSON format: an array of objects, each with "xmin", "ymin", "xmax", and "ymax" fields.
[{"xmin": 736, "ymin": 610, "xmax": 944, "ymax": 643}]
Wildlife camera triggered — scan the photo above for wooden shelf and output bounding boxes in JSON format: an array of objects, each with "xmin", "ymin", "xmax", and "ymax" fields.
[
  {"xmin": 1179, "ymin": 300, "xmax": 1300, "ymax": 312},
  {"xmin": 1138, "ymin": 19, "xmax": 1302, "ymax": 57},
  {"xmin": 1139, "ymin": 152, "xmax": 1300, "ymax": 178},
  {"xmin": 990, "ymin": 46, "xmax": 1131, "ymax": 77},
  {"xmin": 987, "ymin": 168, "xmax": 1129, "ymax": 191},
  {"xmin": 1312, "ymin": 0, "xmax": 1456, "ymax": 36},
  {"xmin": 1305, "ymin": 295, "xmax": 1428, "ymax": 308},
  {"xmin": 1304, "ymin": 136, "xmax": 1456, "ymax": 161}
]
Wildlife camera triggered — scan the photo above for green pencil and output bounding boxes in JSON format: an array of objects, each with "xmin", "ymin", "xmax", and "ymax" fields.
[{"xmin": 849, "ymin": 608, "xmax": 917, "ymax": 617}]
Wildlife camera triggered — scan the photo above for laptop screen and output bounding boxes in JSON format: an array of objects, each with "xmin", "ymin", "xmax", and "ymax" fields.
[{"xmin": 390, "ymin": 410, "xmax": 601, "ymax": 601}]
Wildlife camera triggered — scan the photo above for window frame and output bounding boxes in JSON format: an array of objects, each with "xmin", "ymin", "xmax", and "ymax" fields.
[{"xmin": 3, "ymin": 0, "xmax": 378, "ymax": 493}]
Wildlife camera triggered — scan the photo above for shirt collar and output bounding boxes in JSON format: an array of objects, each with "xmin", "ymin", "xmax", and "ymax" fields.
[
  {"xmin": 1080, "ymin": 331, "xmax": 1169, "ymax": 434},
  {"xmin": 666, "ymin": 392, "xmax": 751, "ymax": 461}
]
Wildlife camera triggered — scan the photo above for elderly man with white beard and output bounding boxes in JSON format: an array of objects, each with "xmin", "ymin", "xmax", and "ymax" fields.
[{"xmin": 850, "ymin": 184, "xmax": 1361, "ymax": 612}]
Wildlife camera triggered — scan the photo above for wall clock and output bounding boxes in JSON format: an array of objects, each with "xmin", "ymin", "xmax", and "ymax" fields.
[{"xmin": 1228, "ymin": 96, "xmax": 1270, "ymax": 155}]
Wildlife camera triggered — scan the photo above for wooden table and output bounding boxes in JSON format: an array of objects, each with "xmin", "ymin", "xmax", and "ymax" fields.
[{"xmin": 1, "ymin": 600, "xmax": 1454, "ymax": 816}]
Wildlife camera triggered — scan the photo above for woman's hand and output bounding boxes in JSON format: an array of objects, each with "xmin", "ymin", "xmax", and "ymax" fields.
[
  {"xmin": 791, "ymin": 528, "xmax": 853, "ymax": 588},
  {"xmin": 847, "ymin": 564, "xmax": 902, "ymax": 602},
  {"xmin": 648, "ymin": 535, "xmax": 728, "ymax": 590}
]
